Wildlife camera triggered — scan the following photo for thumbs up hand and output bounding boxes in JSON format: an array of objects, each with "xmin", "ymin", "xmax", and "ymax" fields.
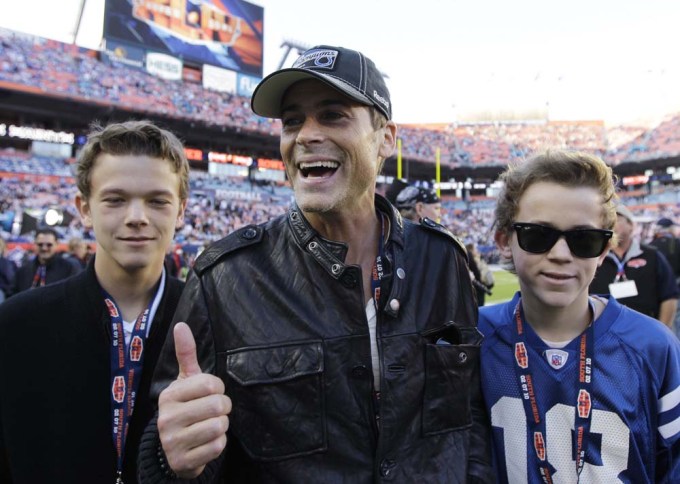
[
  {"xmin": 157, "ymin": 323, "xmax": 232, "ymax": 479},
  {"xmin": 174, "ymin": 321, "xmax": 204, "ymax": 379}
]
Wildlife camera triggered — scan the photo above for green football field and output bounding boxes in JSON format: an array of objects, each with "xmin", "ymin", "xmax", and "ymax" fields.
[{"xmin": 485, "ymin": 267, "xmax": 520, "ymax": 305}]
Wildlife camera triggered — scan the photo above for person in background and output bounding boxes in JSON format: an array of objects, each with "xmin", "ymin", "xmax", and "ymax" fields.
[
  {"xmin": 12, "ymin": 227, "xmax": 80, "ymax": 294},
  {"xmin": 139, "ymin": 44, "xmax": 492, "ymax": 483},
  {"xmin": 466, "ymin": 242, "xmax": 494, "ymax": 306},
  {"xmin": 163, "ymin": 247, "xmax": 183, "ymax": 278},
  {"xmin": 650, "ymin": 217, "xmax": 680, "ymax": 338},
  {"xmin": 590, "ymin": 205, "xmax": 679, "ymax": 328},
  {"xmin": 394, "ymin": 185, "xmax": 442, "ymax": 223},
  {"xmin": 479, "ymin": 150, "xmax": 680, "ymax": 482},
  {"xmin": 0, "ymin": 120, "xmax": 189, "ymax": 483},
  {"xmin": 65, "ymin": 236, "xmax": 89, "ymax": 270},
  {"xmin": 0, "ymin": 237, "xmax": 17, "ymax": 302}
]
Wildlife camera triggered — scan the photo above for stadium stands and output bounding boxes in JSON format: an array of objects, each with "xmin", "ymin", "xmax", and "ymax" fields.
[
  {"xmin": 2, "ymin": 27, "xmax": 680, "ymax": 268},
  {"xmin": 2, "ymin": 28, "xmax": 680, "ymax": 167}
]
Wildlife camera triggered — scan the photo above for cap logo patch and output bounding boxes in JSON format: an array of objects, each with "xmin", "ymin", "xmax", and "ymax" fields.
[
  {"xmin": 373, "ymin": 90, "xmax": 389, "ymax": 109},
  {"xmin": 293, "ymin": 49, "xmax": 338, "ymax": 70}
]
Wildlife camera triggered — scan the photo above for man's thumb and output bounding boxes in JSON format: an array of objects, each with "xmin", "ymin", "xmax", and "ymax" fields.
[{"xmin": 174, "ymin": 322, "xmax": 202, "ymax": 379}]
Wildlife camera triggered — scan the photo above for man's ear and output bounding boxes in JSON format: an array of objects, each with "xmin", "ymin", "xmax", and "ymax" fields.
[
  {"xmin": 176, "ymin": 199, "xmax": 188, "ymax": 230},
  {"xmin": 75, "ymin": 192, "xmax": 92, "ymax": 228},
  {"xmin": 414, "ymin": 201, "xmax": 424, "ymax": 218},
  {"xmin": 495, "ymin": 229, "xmax": 513, "ymax": 259},
  {"xmin": 378, "ymin": 120, "xmax": 397, "ymax": 159}
]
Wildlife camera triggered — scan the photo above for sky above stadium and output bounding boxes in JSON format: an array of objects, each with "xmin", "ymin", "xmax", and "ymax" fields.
[{"xmin": 1, "ymin": 0, "xmax": 679, "ymax": 126}]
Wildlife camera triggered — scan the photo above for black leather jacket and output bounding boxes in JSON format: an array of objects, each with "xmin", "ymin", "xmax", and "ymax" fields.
[{"xmin": 139, "ymin": 195, "xmax": 493, "ymax": 483}]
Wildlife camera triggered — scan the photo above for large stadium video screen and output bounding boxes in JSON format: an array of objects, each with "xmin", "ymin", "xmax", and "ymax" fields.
[{"xmin": 104, "ymin": 0, "xmax": 264, "ymax": 77}]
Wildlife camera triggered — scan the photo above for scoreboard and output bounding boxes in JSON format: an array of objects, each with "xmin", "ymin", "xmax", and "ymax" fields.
[{"xmin": 104, "ymin": 0, "xmax": 264, "ymax": 77}]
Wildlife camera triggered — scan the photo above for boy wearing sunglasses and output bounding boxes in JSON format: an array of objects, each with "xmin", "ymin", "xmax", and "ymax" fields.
[{"xmin": 479, "ymin": 150, "xmax": 680, "ymax": 482}]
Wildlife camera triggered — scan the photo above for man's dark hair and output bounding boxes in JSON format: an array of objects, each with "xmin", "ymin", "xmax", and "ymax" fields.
[{"xmin": 35, "ymin": 228, "xmax": 59, "ymax": 241}]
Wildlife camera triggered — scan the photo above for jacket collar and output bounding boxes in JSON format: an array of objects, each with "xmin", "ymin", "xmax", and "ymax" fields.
[
  {"xmin": 77, "ymin": 256, "xmax": 171, "ymax": 338},
  {"xmin": 608, "ymin": 238, "xmax": 643, "ymax": 264},
  {"xmin": 286, "ymin": 193, "xmax": 404, "ymax": 278}
]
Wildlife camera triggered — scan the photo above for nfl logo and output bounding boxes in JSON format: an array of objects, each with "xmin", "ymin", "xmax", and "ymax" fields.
[
  {"xmin": 545, "ymin": 349, "xmax": 569, "ymax": 370},
  {"xmin": 112, "ymin": 376, "xmax": 126, "ymax": 403}
]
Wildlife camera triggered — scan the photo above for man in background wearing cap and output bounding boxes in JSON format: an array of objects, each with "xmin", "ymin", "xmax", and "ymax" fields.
[
  {"xmin": 590, "ymin": 204, "xmax": 679, "ymax": 327},
  {"xmin": 139, "ymin": 45, "xmax": 492, "ymax": 483},
  {"xmin": 395, "ymin": 185, "xmax": 442, "ymax": 223}
]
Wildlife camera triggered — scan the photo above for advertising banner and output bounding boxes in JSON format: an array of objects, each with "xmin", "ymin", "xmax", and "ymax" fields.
[
  {"xmin": 101, "ymin": 39, "xmax": 146, "ymax": 69},
  {"xmin": 237, "ymin": 72, "xmax": 260, "ymax": 97},
  {"xmin": 203, "ymin": 64, "xmax": 237, "ymax": 93},
  {"xmin": 146, "ymin": 52, "xmax": 183, "ymax": 80}
]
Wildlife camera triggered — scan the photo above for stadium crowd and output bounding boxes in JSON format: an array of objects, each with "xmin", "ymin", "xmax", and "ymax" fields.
[
  {"xmin": 2, "ymin": 26, "xmax": 680, "ymax": 278},
  {"xmin": 3, "ymin": 147, "xmax": 680, "ymax": 276},
  {"xmin": 2, "ymin": 28, "xmax": 680, "ymax": 166}
]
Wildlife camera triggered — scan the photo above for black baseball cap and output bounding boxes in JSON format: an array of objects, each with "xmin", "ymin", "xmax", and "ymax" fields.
[
  {"xmin": 251, "ymin": 45, "xmax": 392, "ymax": 120},
  {"xmin": 657, "ymin": 217, "xmax": 676, "ymax": 228},
  {"xmin": 395, "ymin": 186, "xmax": 440, "ymax": 209}
]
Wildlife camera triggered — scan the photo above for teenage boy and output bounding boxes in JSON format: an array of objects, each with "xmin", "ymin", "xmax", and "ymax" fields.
[
  {"xmin": 0, "ymin": 120, "xmax": 188, "ymax": 483},
  {"xmin": 479, "ymin": 150, "xmax": 680, "ymax": 482}
]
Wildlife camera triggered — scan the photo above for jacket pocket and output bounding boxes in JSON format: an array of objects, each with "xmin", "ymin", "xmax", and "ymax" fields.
[
  {"xmin": 422, "ymin": 340, "xmax": 479, "ymax": 436},
  {"xmin": 225, "ymin": 341, "xmax": 326, "ymax": 461}
]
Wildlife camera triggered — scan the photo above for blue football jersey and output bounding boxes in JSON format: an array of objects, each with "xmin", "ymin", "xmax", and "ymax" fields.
[{"xmin": 479, "ymin": 292, "xmax": 680, "ymax": 483}]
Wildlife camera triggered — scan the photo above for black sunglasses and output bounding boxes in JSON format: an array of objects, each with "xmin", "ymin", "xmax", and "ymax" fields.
[{"xmin": 512, "ymin": 223, "xmax": 613, "ymax": 258}]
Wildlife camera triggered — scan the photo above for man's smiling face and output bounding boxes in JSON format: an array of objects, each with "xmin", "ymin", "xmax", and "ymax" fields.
[{"xmin": 279, "ymin": 79, "xmax": 393, "ymax": 216}]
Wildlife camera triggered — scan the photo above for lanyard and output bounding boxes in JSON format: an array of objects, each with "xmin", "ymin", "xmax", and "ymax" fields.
[
  {"xmin": 512, "ymin": 299, "xmax": 595, "ymax": 483},
  {"xmin": 32, "ymin": 264, "xmax": 46, "ymax": 288},
  {"xmin": 371, "ymin": 212, "xmax": 386, "ymax": 308},
  {"xmin": 610, "ymin": 254, "xmax": 627, "ymax": 282},
  {"xmin": 104, "ymin": 290, "xmax": 153, "ymax": 484},
  {"xmin": 370, "ymin": 212, "xmax": 386, "ymax": 425}
]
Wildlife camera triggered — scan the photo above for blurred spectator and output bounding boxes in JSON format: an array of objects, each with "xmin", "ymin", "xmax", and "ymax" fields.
[
  {"xmin": 12, "ymin": 228, "xmax": 79, "ymax": 294},
  {"xmin": 650, "ymin": 218, "xmax": 680, "ymax": 282},
  {"xmin": 65, "ymin": 236, "xmax": 89, "ymax": 270},
  {"xmin": 466, "ymin": 242, "xmax": 494, "ymax": 306},
  {"xmin": 163, "ymin": 248, "xmax": 184, "ymax": 278},
  {"xmin": 394, "ymin": 186, "xmax": 442, "ymax": 223},
  {"xmin": 590, "ymin": 205, "xmax": 679, "ymax": 328},
  {"xmin": 0, "ymin": 237, "xmax": 17, "ymax": 301},
  {"xmin": 650, "ymin": 217, "xmax": 680, "ymax": 338}
]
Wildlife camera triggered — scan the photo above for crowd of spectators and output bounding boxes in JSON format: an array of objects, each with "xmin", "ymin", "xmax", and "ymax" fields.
[
  {"xmin": 2, "ymin": 28, "xmax": 680, "ymax": 167},
  {"xmin": 4, "ymin": 149, "xmax": 680, "ymax": 272},
  {"xmin": 3, "ymin": 28, "xmax": 680, "ymax": 268}
]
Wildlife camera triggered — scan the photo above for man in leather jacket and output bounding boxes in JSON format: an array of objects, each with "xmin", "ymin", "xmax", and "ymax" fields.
[{"xmin": 139, "ymin": 45, "xmax": 493, "ymax": 483}]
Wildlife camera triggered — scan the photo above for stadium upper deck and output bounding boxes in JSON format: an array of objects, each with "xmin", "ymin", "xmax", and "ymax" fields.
[{"xmin": 1, "ymin": 27, "xmax": 680, "ymax": 177}]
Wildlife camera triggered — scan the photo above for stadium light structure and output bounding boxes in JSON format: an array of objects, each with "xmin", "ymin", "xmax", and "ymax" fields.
[
  {"xmin": 44, "ymin": 208, "xmax": 64, "ymax": 226},
  {"xmin": 277, "ymin": 40, "xmax": 313, "ymax": 70},
  {"xmin": 20, "ymin": 208, "xmax": 74, "ymax": 235},
  {"xmin": 73, "ymin": 0, "xmax": 88, "ymax": 44}
]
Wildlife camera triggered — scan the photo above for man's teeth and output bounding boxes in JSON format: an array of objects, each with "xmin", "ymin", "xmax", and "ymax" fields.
[{"xmin": 299, "ymin": 161, "xmax": 339, "ymax": 170}]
